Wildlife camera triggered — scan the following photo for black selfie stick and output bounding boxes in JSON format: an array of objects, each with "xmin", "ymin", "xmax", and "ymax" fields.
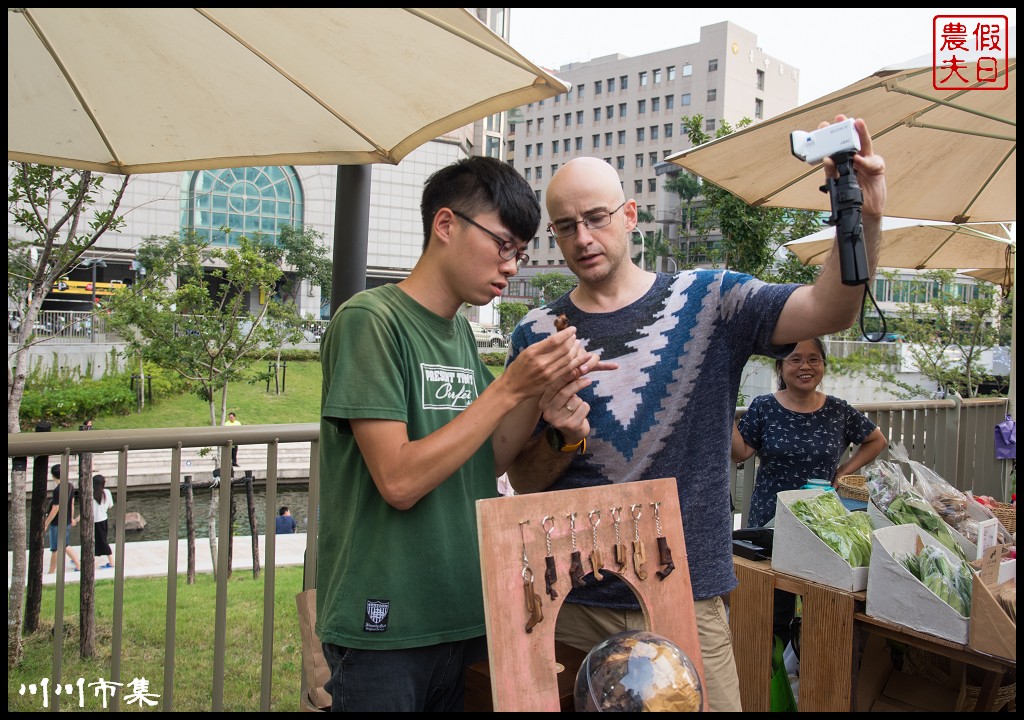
[{"xmin": 820, "ymin": 151, "xmax": 869, "ymax": 286}]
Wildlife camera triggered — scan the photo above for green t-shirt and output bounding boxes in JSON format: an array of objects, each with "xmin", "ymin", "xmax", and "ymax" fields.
[{"xmin": 316, "ymin": 284, "xmax": 497, "ymax": 650}]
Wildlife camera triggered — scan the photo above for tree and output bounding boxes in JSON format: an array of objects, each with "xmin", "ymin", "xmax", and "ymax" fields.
[
  {"xmin": 676, "ymin": 116, "xmax": 822, "ymax": 280},
  {"xmin": 7, "ymin": 163, "xmax": 128, "ymax": 667},
  {"xmin": 497, "ymin": 301, "xmax": 530, "ymax": 337},
  {"xmin": 531, "ymin": 272, "xmax": 577, "ymax": 307},
  {"xmin": 105, "ymin": 233, "xmax": 285, "ymax": 426},
  {"xmin": 269, "ymin": 225, "xmax": 332, "ymax": 307},
  {"xmin": 887, "ymin": 269, "xmax": 1004, "ymax": 398}
]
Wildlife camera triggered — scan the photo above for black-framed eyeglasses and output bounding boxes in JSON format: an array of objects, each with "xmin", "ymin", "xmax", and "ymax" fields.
[
  {"xmin": 547, "ymin": 201, "xmax": 627, "ymax": 239},
  {"xmin": 451, "ymin": 210, "xmax": 530, "ymax": 268}
]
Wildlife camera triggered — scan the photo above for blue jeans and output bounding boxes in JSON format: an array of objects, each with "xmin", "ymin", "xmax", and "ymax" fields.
[
  {"xmin": 48, "ymin": 523, "xmax": 71, "ymax": 552},
  {"xmin": 321, "ymin": 636, "xmax": 485, "ymax": 712}
]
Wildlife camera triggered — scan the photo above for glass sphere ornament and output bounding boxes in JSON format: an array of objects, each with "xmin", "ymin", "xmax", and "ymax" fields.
[{"xmin": 574, "ymin": 630, "xmax": 704, "ymax": 712}]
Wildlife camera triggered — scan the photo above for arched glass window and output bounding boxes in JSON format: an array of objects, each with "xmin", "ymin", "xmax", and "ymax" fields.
[{"xmin": 184, "ymin": 166, "xmax": 304, "ymax": 246}]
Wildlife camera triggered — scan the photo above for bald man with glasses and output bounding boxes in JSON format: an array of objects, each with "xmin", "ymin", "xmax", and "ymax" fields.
[{"xmin": 504, "ymin": 116, "xmax": 886, "ymax": 711}]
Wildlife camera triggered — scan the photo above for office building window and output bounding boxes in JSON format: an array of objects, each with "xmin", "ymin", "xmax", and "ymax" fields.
[
  {"xmin": 667, "ymin": 65, "xmax": 676, "ymax": 81},
  {"xmin": 665, "ymin": 95, "xmax": 674, "ymax": 109},
  {"xmin": 525, "ymin": 144, "xmax": 532, "ymax": 158},
  {"xmin": 526, "ymin": 119, "xmax": 533, "ymax": 134},
  {"xmin": 535, "ymin": 166, "xmax": 542, "ymax": 179},
  {"xmin": 563, "ymin": 138, "xmax": 571, "ymax": 153},
  {"xmin": 635, "ymin": 153, "xmax": 643, "ymax": 168},
  {"xmin": 705, "ymin": 118, "xmax": 716, "ymax": 132},
  {"xmin": 537, "ymin": 143, "xmax": 543, "ymax": 156},
  {"xmin": 565, "ymin": 112, "xmax": 572, "ymax": 126},
  {"xmin": 576, "ymin": 110, "xmax": 584, "ymax": 124},
  {"xmin": 189, "ymin": 166, "xmax": 304, "ymax": 247},
  {"xmin": 664, "ymin": 123, "xmax": 673, "ymax": 138},
  {"xmin": 707, "ymin": 88, "xmax": 717, "ymax": 102},
  {"xmin": 524, "ymin": 167, "xmax": 532, "ymax": 181},
  {"xmin": 607, "ymin": 77, "xmax": 616, "ymax": 92},
  {"xmin": 682, "ymin": 64, "xmax": 692, "ymax": 77},
  {"xmin": 652, "ymin": 97, "xmax": 661, "ymax": 112},
  {"xmin": 634, "ymin": 179, "xmax": 643, "ymax": 194},
  {"xmin": 637, "ymin": 99, "xmax": 646, "ymax": 114},
  {"xmin": 537, "ymin": 117, "xmax": 544, "ymax": 130},
  {"xmin": 594, "ymin": 108, "xmax": 602, "ymax": 122},
  {"xmin": 757, "ymin": 69, "xmax": 765, "ymax": 90},
  {"xmin": 577, "ymin": 85, "xmax": 584, "ymax": 100},
  {"xmin": 552, "ymin": 115, "xmax": 560, "ymax": 130},
  {"xmin": 653, "ymin": 68, "xmax": 662, "ymax": 83},
  {"xmin": 606, "ymin": 105, "xmax": 614, "ymax": 119},
  {"xmin": 708, "ymin": 59, "xmax": 718, "ymax": 72},
  {"xmin": 648, "ymin": 178, "xmax": 657, "ymax": 192},
  {"xmin": 650, "ymin": 125, "xmax": 659, "ymax": 140},
  {"xmin": 649, "ymin": 152, "xmax": 657, "ymax": 166},
  {"xmin": 551, "ymin": 164, "xmax": 558, "ymax": 176},
  {"xmin": 605, "ymin": 132, "xmax": 613, "ymax": 147},
  {"xmin": 575, "ymin": 136, "xmax": 583, "ymax": 151},
  {"xmin": 639, "ymin": 71, "xmax": 648, "ymax": 86},
  {"xmin": 620, "ymin": 75, "xmax": 628, "ymax": 90},
  {"xmin": 617, "ymin": 130, "xmax": 626, "ymax": 144},
  {"xmin": 636, "ymin": 127, "xmax": 645, "ymax": 142},
  {"xmin": 616, "ymin": 155, "xmax": 625, "ymax": 170},
  {"xmin": 619, "ymin": 103, "xmax": 627, "ymax": 118},
  {"xmin": 592, "ymin": 134, "xmax": 600, "ymax": 149},
  {"xmin": 552, "ymin": 140, "xmax": 559, "ymax": 155},
  {"xmin": 594, "ymin": 79, "xmax": 603, "ymax": 95},
  {"xmin": 755, "ymin": 98, "xmax": 764, "ymax": 120},
  {"xmin": 681, "ymin": 93, "xmax": 691, "ymax": 106}
]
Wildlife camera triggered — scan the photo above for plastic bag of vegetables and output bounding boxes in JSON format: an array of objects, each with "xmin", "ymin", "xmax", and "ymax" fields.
[
  {"xmin": 897, "ymin": 544, "xmax": 973, "ymax": 616},
  {"xmin": 790, "ymin": 493, "xmax": 874, "ymax": 567},
  {"xmin": 885, "ymin": 491, "xmax": 968, "ymax": 562}
]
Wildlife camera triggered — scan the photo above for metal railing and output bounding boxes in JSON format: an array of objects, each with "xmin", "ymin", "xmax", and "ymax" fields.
[
  {"xmin": 7, "ymin": 396, "xmax": 1012, "ymax": 709},
  {"xmin": 7, "ymin": 309, "xmax": 114, "ymax": 344},
  {"xmin": 8, "ymin": 424, "xmax": 319, "ymax": 712}
]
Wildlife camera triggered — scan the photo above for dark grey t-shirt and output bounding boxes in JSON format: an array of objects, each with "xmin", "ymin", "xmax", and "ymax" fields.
[{"xmin": 508, "ymin": 270, "xmax": 797, "ymax": 605}]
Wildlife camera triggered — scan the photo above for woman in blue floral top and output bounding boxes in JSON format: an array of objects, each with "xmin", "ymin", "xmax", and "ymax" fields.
[{"xmin": 731, "ymin": 337, "xmax": 886, "ymax": 648}]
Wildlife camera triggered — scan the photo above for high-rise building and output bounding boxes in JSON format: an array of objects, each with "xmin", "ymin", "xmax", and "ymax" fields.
[{"xmin": 504, "ymin": 21, "xmax": 800, "ymax": 304}]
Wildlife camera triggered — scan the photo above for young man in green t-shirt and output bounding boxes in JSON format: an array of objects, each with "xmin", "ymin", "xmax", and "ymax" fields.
[{"xmin": 317, "ymin": 156, "xmax": 613, "ymax": 712}]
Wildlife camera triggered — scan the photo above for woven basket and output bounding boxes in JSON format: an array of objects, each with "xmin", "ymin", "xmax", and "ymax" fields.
[
  {"xmin": 990, "ymin": 502, "xmax": 1016, "ymax": 535},
  {"xmin": 836, "ymin": 475, "xmax": 869, "ymax": 502},
  {"xmin": 901, "ymin": 646, "xmax": 1016, "ymax": 712}
]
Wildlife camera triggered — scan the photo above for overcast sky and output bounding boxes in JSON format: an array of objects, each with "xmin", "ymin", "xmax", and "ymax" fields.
[{"xmin": 508, "ymin": 8, "xmax": 1016, "ymax": 104}]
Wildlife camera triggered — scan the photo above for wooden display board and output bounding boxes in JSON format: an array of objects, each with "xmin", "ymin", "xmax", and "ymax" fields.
[{"xmin": 476, "ymin": 477, "xmax": 706, "ymax": 711}]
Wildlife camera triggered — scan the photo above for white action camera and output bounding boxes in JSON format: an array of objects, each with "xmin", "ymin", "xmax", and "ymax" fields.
[{"xmin": 790, "ymin": 118, "xmax": 860, "ymax": 164}]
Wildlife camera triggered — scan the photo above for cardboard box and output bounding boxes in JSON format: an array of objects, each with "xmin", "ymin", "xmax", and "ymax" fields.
[
  {"xmin": 771, "ymin": 489, "xmax": 870, "ymax": 592},
  {"xmin": 967, "ymin": 545, "xmax": 1017, "ymax": 661},
  {"xmin": 866, "ymin": 524, "xmax": 970, "ymax": 644},
  {"xmin": 855, "ymin": 635, "xmax": 965, "ymax": 712}
]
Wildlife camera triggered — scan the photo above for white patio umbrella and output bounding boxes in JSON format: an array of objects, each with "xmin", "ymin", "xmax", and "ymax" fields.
[
  {"xmin": 783, "ymin": 218, "xmax": 1015, "ymax": 271},
  {"xmin": 7, "ymin": 8, "xmax": 570, "ymax": 310},
  {"xmin": 666, "ymin": 35, "xmax": 1016, "ymax": 224},
  {"xmin": 8, "ymin": 8, "xmax": 568, "ymax": 173}
]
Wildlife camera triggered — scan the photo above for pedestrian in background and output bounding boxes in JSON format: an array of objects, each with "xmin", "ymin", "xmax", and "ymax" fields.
[
  {"xmin": 224, "ymin": 411, "xmax": 242, "ymax": 466},
  {"xmin": 275, "ymin": 506, "xmax": 297, "ymax": 534},
  {"xmin": 93, "ymin": 473, "xmax": 116, "ymax": 569}
]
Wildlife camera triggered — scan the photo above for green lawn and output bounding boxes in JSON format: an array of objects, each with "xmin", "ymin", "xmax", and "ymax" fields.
[
  {"xmin": 9, "ymin": 566, "xmax": 306, "ymax": 712},
  {"xmin": 66, "ymin": 359, "xmax": 503, "ymax": 431}
]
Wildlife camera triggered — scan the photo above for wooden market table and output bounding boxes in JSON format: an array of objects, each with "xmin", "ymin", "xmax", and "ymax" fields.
[{"xmin": 729, "ymin": 556, "xmax": 1015, "ymax": 712}]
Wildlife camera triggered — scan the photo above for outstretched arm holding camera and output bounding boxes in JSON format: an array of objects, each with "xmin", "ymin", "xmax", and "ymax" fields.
[{"xmin": 773, "ymin": 115, "xmax": 885, "ymax": 345}]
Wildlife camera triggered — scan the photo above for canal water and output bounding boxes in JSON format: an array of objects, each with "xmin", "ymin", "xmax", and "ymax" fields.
[{"xmin": 11, "ymin": 482, "xmax": 311, "ymax": 550}]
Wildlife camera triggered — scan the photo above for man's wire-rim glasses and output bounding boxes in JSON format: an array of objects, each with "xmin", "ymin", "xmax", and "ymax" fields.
[
  {"xmin": 547, "ymin": 201, "xmax": 627, "ymax": 239},
  {"xmin": 451, "ymin": 210, "xmax": 529, "ymax": 268}
]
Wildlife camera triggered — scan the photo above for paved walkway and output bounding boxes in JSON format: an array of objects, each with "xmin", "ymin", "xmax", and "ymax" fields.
[{"xmin": 8, "ymin": 532, "xmax": 309, "ymax": 588}]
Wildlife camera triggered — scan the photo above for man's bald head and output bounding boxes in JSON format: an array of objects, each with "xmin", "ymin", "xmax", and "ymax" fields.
[{"xmin": 547, "ymin": 157, "xmax": 625, "ymax": 219}]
